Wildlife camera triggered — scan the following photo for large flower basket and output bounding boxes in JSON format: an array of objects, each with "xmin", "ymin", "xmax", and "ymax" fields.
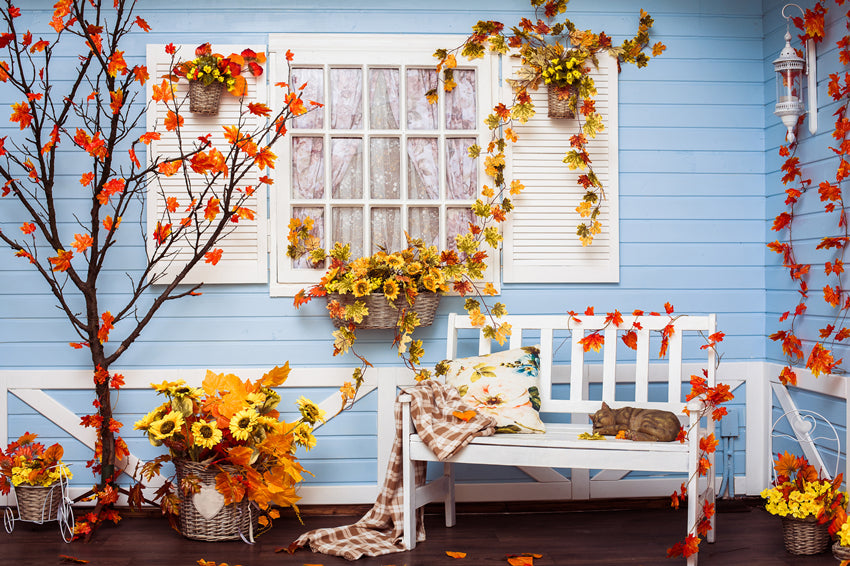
[
  {"xmin": 780, "ymin": 516, "xmax": 830, "ymax": 555},
  {"xmin": 14, "ymin": 483, "xmax": 62, "ymax": 523},
  {"xmin": 174, "ymin": 459, "xmax": 259, "ymax": 542},
  {"xmin": 189, "ymin": 80, "xmax": 224, "ymax": 115},
  {"xmin": 327, "ymin": 292, "xmax": 440, "ymax": 329},
  {"xmin": 547, "ymin": 84, "xmax": 576, "ymax": 119}
]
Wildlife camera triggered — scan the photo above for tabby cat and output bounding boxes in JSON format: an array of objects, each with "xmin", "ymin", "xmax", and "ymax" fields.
[{"xmin": 590, "ymin": 402, "xmax": 681, "ymax": 442}]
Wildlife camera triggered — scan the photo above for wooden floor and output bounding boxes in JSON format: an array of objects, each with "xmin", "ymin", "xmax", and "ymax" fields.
[{"xmin": 2, "ymin": 498, "xmax": 842, "ymax": 565}]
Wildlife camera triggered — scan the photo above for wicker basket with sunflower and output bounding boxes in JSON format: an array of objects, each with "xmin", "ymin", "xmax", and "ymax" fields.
[{"xmin": 134, "ymin": 365, "xmax": 322, "ymax": 539}]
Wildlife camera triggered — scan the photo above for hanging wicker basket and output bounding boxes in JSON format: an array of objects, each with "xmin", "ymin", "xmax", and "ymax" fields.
[
  {"xmin": 189, "ymin": 80, "xmax": 225, "ymax": 115},
  {"xmin": 174, "ymin": 459, "xmax": 259, "ymax": 542},
  {"xmin": 547, "ymin": 84, "xmax": 576, "ymax": 119},
  {"xmin": 327, "ymin": 292, "xmax": 441, "ymax": 329},
  {"xmin": 14, "ymin": 483, "xmax": 62, "ymax": 523},
  {"xmin": 780, "ymin": 516, "xmax": 830, "ymax": 555},
  {"xmin": 833, "ymin": 542, "xmax": 850, "ymax": 561}
]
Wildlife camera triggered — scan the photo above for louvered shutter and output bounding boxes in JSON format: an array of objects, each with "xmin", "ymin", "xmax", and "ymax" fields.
[
  {"xmin": 502, "ymin": 51, "xmax": 619, "ymax": 283},
  {"xmin": 145, "ymin": 44, "xmax": 268, "ymax": 285}
]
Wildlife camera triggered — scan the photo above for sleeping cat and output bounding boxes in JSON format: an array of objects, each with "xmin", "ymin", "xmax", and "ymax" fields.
[{"xmin": 590, "ymin": 402, "xmax": 681, "ymax": 442}]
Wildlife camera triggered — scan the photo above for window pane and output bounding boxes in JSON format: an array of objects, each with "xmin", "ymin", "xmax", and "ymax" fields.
[
  {"xmin": 370, "ymin": 137, "xmax": 400, "ymax": 199},
  {"xmin": 332, "ymin": 138, "xmax": 363, "ymax": 199},
  {"xmin": 331, "ymin": 68, "xmax": 363, "ymax": 130},
  {"xmin": 292, "ymin": 207, "xmax": 324, "ymax": 269},
  {"xmin": 406, "ymin": 68, "xmax": 437, "ymax": 130},
  {"xmin": 369, "ymin": 68, "xmax": 399, "ymax": 129},
  {"xmin": 446, "ymin": 69, "xmax": 476, "ymax": 130},
  {"xmin": 371, "ymin": 208, "xmax": 401, "ymax": 253},
  {"xmin": 407, "ymin": 138, "xmax": 439, "ymax": 200},
  {"xmin": 291, "ymin": 68, "xmax": 323, "ymax": 129},
  {"xmin": 332, "ymin": 207, "xmax": 364, "ymax": 260},
  {"xmin": 292, "ymin": 137, "xmax": 324, "ymax": 199},
  {"xmin": 446, "ymin": 137, "xmax": 477, "ymax": 200},
  {"xmin": 409, "ymin": 207, "xmax": 439, "ymax": 248},
  {"xmin": 446, "ymin": 207, "xmax": 475, "ymax": 251}
]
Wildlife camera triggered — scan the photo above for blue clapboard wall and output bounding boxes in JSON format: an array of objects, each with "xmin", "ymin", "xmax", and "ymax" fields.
[{"xmin": 0, "ymin": 0, "xmax": 842, "ymax": 493}]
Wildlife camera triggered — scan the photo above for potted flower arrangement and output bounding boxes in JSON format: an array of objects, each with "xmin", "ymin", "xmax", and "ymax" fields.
[
  {"xmin": 135, "ymin": 365, "xmax": 322, "ymax": 541},
  {"xmin": 0, "ymin": 433, "xmax": 73, "ymax": 523},
  {"xmin": 173, "ymin": 43, "xmax": 266, "ymax": 115},
  {"xmin": 760, "ymin": 451, "xmax": 847, "ymax": 555}
]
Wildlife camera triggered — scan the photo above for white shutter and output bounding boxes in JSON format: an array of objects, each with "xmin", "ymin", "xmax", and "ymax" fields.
[
  {"xmin": 502, "ymin": 51, "xmax": 619, "ymax": 283},
  {"xmin": 145, "ymin": 44, "xmax": 268, "ymax": 285}
]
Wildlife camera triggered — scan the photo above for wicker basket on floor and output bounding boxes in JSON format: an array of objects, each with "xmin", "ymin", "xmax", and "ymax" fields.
[
  {"xmin": 174, "ymin": 459, "xmax": 258, "ymax": 542},
  {"xmin": 15, "ymin": 483, "xmax": 62, "ymax": 523},
  {"xmin": 189, "ymin": 80, "xmax": 224, "ymax": 115},
  {"xmin": 547, "ymin": 84, "xmax": 576, "ymax": 119},
  {"xmin": 327, "ymin": 292, "xmax": 440, "ymax": 329},
  {"xmin": 781, "ymin": 516, "xmax": 830, "ymax": 555},
  {"xmin": 833, "ymin": 542, "xmax": 850, "ymax": 561}
]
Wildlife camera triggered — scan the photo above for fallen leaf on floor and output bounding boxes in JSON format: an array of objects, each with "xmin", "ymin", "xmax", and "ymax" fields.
[
  {"xmin": 58, "ymin": 556, "xmax": 88, "ymax": 564},
  {"xmin": 446, "ymin": 550, "xmax": 467, "ymax": 558},
  {"xmin": 506, "ymin": 553, "xmax": 542, "ymax": 566}
]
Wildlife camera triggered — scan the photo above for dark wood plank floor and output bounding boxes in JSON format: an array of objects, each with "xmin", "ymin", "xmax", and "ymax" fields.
[{"xmin": 2, "ymin": 498, "xmax": 842, "ymax": 565}]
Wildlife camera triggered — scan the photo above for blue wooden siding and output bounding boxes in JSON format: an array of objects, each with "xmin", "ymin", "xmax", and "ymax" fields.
[{"xmin": 1, "ymin": 0, "xmax": 838, "ymax": 493}]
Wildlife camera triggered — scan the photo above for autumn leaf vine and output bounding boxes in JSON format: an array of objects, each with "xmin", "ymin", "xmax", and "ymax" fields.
[{"xmin": 768, "ymin": 0, "xmax": 850, "ymax": 384}]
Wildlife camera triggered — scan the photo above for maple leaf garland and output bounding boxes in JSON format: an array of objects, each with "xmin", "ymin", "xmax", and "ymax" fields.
[{"xmin": 769, "ymin": 0, "xmax": 849, "ymax": 380}]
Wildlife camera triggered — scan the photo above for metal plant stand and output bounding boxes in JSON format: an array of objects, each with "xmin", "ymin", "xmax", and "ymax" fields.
[{"xmin": 4, "ymin": 465, "xmax": 74, "ymax": 542}]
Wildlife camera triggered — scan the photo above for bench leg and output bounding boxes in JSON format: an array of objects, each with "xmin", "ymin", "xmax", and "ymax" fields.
[
  {"xmin": 402, "ymin": 451, "xmax": 417, "ymax": 550},
  {"xmin": 443, "ymin": 462, "xmax": 456, "ymax": 527}
]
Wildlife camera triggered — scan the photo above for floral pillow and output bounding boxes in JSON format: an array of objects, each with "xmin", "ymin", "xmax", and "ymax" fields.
[{"xmin": 443, "ymin": 346, "xmax": 544, "ymax": 434}]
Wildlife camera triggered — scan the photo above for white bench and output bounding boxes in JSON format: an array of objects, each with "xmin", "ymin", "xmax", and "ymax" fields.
[{"xmin": 400, "ymin": 312, "xmax": 718, "ymax": 565}]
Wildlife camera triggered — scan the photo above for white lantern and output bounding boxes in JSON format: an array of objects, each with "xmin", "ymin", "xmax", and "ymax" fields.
[{"xmin": 773, "ymin": 30, "xmax": 806, "ymax": 144}]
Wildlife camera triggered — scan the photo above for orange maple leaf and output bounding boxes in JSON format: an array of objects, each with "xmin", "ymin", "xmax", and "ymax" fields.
[
  {"xmin": 204, "ymin": 198, "xmax": 221, "ymax": 222},
  {"xmin": 604, "ymin": 309, "xmax": 623, "ymax": 327},
  {"xmin": 247, "ymin": 102, "xmax": 271, "ymax": 116},
  {"xmin": 621, "ymin": 330, "xmax": 637, "ymax": 350},
  {"xmin": 71, "ymin": 233, "xmax": 93, "ymax": 253},
  {"xmin": 579, "ymin": 331, "xmax": 604, "ymax": 353},
  {"xmin": 164, "ymin": 110, "xmax": 183, "ymax": 132},
  {"xmin": 97, "ymin": 311, "xmax": 114, "ymax": 343},
  {"xmin": 139, "ymin": 131, "xmax": 161, "ymax": 145},
  {"xmin": 109, "ymin": 89, "xmax": 123, "ymax": 114},
  {"xmin": 107, "ymin": 51, "xmax": 128, "ymax": 77},
  {"xmin": 153, "ymin": 221, "xmax": 172, "ymax": 245},
  {"xmin": 158, "ymin": 160, "xmax": 181, "ymax": 176},
  {"xmin": 48, "ymin": 249, "xmax": 73, "ymax": 272},
  {"xmin": 452, "ymin": 410, "xmax": 477, "ymax": 422},
  {"xmin": 699, "ymin": 433, "xmax": 718, "ymax": 454},
  {"xmin": 446, "ymin": 550, "xmax": 467, "ymax": 558},
  {"xmin": 204, "ymin": 248, "xmax": 223, "ymax": 265},
  {"xmin": 807, "ymin": 343, "xmax": 838, "ymax": 377},
  {"xmin": 254, "ymin": 146, "xmax": 277, "ymax": 170},
  {"xmin": 10, "ymin": 101, "xmax": 32, "ymax": 129}
]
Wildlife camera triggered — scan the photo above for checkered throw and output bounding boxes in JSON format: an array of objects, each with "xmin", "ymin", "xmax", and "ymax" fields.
[{"xmin": 289, "ymin": 379, "xmax": 496, "ymax": 560}]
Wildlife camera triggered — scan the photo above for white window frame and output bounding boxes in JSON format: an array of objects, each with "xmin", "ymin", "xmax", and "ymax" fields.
[{"xmin": 267, "ymin": 34, "xmax": 499, "ymax": 297}]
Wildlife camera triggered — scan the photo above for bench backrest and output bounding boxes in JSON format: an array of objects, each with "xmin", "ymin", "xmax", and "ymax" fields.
[{"xmin": 446, "ymin": 312, "xmax": 716, "ymax": 418}]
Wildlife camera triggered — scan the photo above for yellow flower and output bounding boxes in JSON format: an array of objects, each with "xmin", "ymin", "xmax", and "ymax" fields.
[
  {"xmin": 150, "ymin": 379, "xmax": 185, "ymax": 393},
  {"xmin": 386, "ymin": 254, "xmax": 405, "ymax": 269},
  {"xmin": 293, "ymin": 422, "xmax": 317, "ymax": 451},
  {"xmin": 422, "ymin": 273, "xmax": 437, "ymax": 292},
  {"xmin": 245, "ymin": 392, "xmax": 266, "ymax": 408},
  {"xmin": 203, "ymin": 65, "xmax": 212, "ymax": 74},
  {"xmin": 134, "ymin": 408, "xmax": 164, "ymax": 431},
  {"xmin": 352, "ymin": 278, "xmax": 370, "ymax": 297},
  {"xmin": 383, "ymin": 279, "xmax": 400, "ymax": 301},
  {"xmin": 406, "ymin": 261, "xmax": 422, "ymax": 276},
  {"xmin": 229, "ymin": 408, "xmax": 258, "ymax": 441},
  {"xmin": 191, "ymin": 420, "xmax": 222, "ymax": 450},
  {"xmin": 149, "ymin": 411, "xmax": 184, "ymax": 440},
  {"xmin": 297, "ymin": 396, "xmax": 326, "ymax": 425}
]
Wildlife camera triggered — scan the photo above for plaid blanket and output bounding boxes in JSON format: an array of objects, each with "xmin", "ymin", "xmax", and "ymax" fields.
[{"xmin": 289, "ymin": 379, "xmax": 496, "ymax": 560}]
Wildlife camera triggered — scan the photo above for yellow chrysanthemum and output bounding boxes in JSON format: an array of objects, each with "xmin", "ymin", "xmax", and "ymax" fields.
[
  {"xmin": 191, "ymin": 420, "xmax": 223, "ymax": 450},
  {"xmin": 383, "ymin": 279, "xmax": 400, "ymax": 301},
  {"xmin": 229, "ymin": 409, "xmax": 258, "ymax": 441},
  {"xmin": 297, "ymin": 396, "xmax": 326, "ymax": 425},
  {"xmin": 149, "ymin": 411, "xmax": 184, "ymax": 440}
]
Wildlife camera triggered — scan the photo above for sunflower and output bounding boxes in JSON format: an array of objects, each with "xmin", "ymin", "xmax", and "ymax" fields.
[
  {"xmin": 134, "ymin": 408, "xmax": 164, "ymax": 431},
  {"xmin": 229, "ymin": 408, "xmax": 258, "ymax": 441},
  {"xmin": 150, "ymin": 379, "xmax": 186, "ymax": 394},
  {"xmin": 386, "ymin": 254, "xmax": 405, "ymax": 269},
  {"xmin": 421, "ymin": 273, "xmax": 437, "ymax": 292},
  {"xmin": 352, "ymin": 278, "xmax": 371, "ymax": 297},
  {"xmin": 245, "ymin": 392, "xmax": 267, "ymax": 409},
  {"xmin": 383, "ymin": 279, "xmax": 400, "ymax": 301},
  {"xmin": 297, "ymin": 396, "xmax": 326, "ymax": 425},
  {"xmin": 293, "ymin": 422, "xmax": 317, "ymax": 451},
  {"xmin": 149, "ymin": 411, "xmax": 184, "ymax": 440},
  {"xmin": 405, "ymin": 261, "xmax": 422, "ymax": 276},
  {"xmin": 191, "ymin": 420, "xmax": 222, "ymax": 450}
]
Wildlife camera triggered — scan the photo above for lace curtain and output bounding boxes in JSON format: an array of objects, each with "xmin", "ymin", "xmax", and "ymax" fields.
[{"xmin": 290, "ymin": 66, "xmax": 477, "ymax": 267}]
